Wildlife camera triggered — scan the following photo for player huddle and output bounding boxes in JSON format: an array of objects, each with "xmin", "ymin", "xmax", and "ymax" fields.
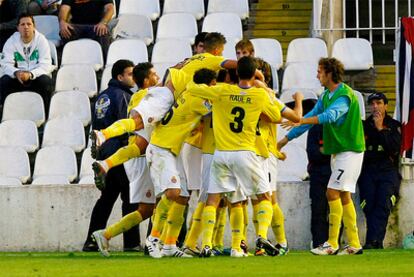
[{"xmin": 90, "ymin": 32, "xmax": 365, "ymax": 258}]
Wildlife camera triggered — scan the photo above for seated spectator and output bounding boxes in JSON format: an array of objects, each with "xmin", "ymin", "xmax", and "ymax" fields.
[
  {"xmin": 0, "ymin": 13, "xmax": 53, "ymax": 110},
  {"xmin": 58, "ymin": 0, "xmax": 114, "ymax": 57},
  {"xmin": 0, "ymin": 0, "xmax": 28, "ymax": 51},
  {"xmin": 27, "ymin": 0, "xmax": 60, "ymax": 16},
  {"xmin": 358, "ymin": 92, "xmax": 401, "ymax": 249}
]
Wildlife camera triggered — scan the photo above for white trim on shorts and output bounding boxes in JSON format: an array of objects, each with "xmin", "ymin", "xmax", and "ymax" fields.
[{"xmin": 328, "ymin": 151, "xmax": 364, "ymax": 193}]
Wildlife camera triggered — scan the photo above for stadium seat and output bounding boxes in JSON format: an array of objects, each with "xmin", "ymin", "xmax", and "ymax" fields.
[
  {"xmin": 280, "ymin": 88, "xmax": 318, "ymax": 104},
  {"xmin": 270, "ymin": 65, "xmax": 279, "ymax": 92},
  {"xmin": 0, "ymin": 147, "xmax": 31, "ymax": 183},
  {"xmin": 119, "ymin": 0, "xmax": 160, "ymax": 21},
  {"xmin": 61, "ymin": 39, "xmax": 104, "ymax": 71},
  {"xmin": 33, "ymin": 146, "xmax": 77, "ymax": 183},
  {"xmin": 0, "ymin": 177, "xmax": 22, "ymax": 186},
  {"xmin": 251, "ymin": 38, "xmax": 283, "ymax": 70},
  {"xmin": 32, "ymin": 175, "xmax": 71, "ymax": 185},
  {"xmin": 112, "ymin": 14, "xmax": 154, "ymax": 45},
  {"xmin": 286, "ymin": 38, "xmax": 328, "ymax": 66},
  {"xmin": 100, "ymin": 66, "xmax": 112, "ymax": 92},
  {"xmin": 222, "ymin": 38, "xmax": 237, "ymax": 60},
  {"xmin": 207, "ymin": 0, "xmax": 249, "ymax": 20},
  {"xmin": 2, "ymin": 92, "xmax": 45, "ymax": 127},
  {"xmin": 55, "ymin": 65, "xmax": 98, "ymax": 98},
  {"xmin": 276, "ymin": 126, "xmax": 309, "ymax": 182},
  {"xmin": 0, "ymin": 120, "xmax": 39, "ymax": 153},
  {"xmin": 33, "ymin": 15, "xmax": 61, "ymax": 47},
  {"xmin": 152, "ymin": 62, "xmax": 175, "ymax": 84},
  {"xmin": 79, "ymin": 148, "xmax": 95, "ymax": 184},
  {"xmin": 106, "ymin": 39, "xmax": 148, "ymax": 68},
  {"xmin": 282, "ymin": 63, "xmax": 324, "ymax": 95},
  {"xmin": 48, "ymin": 40, "xmax": 58, "ymax": 71},
  {"xmin": 354, "ymin": 90, "xmax": 366, "ymax": 120},
  {"xmin": 332, "ymin": 38, "xmax": 374, "ymax": 70},
  {"xmin": 48, "ymin": 91, "xmax": 91, "ymax": 126},
  {"xmin": 156, "ymin": 13, "xmax": 198, "ymax": 44},
  {"xmin": 151, "ymin": 40, "xmax": 192, "ymax": 64},
  {"xmin": 163, "ymin": 0, "xmax": 205, "ymax": 20},
  {"xmin": 42, "ymin": 117, "xmax": 86, "ymax": 152},
  {"xmin": 202, "ymin": 13, "xmax": 243, "ymax": 42}
]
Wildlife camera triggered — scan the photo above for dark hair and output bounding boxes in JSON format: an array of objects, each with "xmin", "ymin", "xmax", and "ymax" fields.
[
  {"xmin": 18, "ymin": 13, "xmax": 35, "ymax": 25},
  {"xmin": 193, "ymin": 68, "xmax": 217, "ymax": 85},
  {"xmin": 216, "ymin": 69, "xmax": 239, "ymax": 84},
  {"xmin": 133, "ymin": 62, "xmax": 154, "ymax": 88},
  {"xmin": 235, "ymin": 39, "xmax": 254, "ymax": 54},
  {"xmin": 254, "ymin": 57, "xmax": 272, "ymax": 87},
  {"xmin": 194, "ymin": 32, "xmax": 208, "ymax": 47},
  {"xmin": 237, "ymin": 56, "xmax": 257, "ymax": 80},
  {"xmin": 203, "ymin": 32, "xmax": 226, "ymax": 52},
  {"xmin": 111, "ymin": 59, "xmax": 134, "ymax": 80},
  {"xmin": 318, "ymin": 57, "xmax": 344, "ymax": 83}
]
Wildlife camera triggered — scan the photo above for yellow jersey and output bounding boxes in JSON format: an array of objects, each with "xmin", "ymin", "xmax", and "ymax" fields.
[
  {"xmin": 127, "ymin": 88, "xmax": 148, "ymax": 114},
  {"xmin": 201, "ymin": 114, "xmax": 215, "ymax": 154},
  {"xmin": 187, "ymin": 82, "xmax": 282, "ymax": 152},
  {"xmin": 184, "ymin": 125, "xmax": 203, "ymax": 148},
  {"xmin": 150, "ymin": 91, "xmax": 212, "ymax": 156}
]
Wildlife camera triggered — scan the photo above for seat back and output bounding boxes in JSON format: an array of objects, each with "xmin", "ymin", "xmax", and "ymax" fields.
[
  {"xmin": 0, "ymin": 147, "xmax": 31, "ymax": 183},
  {"xmin": 49, "ymin": 91, "xmax": 91, "ymax": 126},
  {"xmin": 55, "ymin": 65, "xmax": 98, "ymax": 98},
  {"xmin": 2, "ymin": 92, "xmax": 45, "ymax": 127},
  {"xmin": 207, "ymin": 0, "xmax": 249, "ymax": 20},
  {"xmin": 106, "ymin": 39, "xmax": 148, "ymax": 67},
  {"xmin": 61, "ymin": 39, "xmax": 104, "ymax": 71},
  {"xmin": 42, "ymin": 117, "xmax": 86, "ymax": 152},
  {"xmin": 0, "ymin": 120, "xmax": 39, "ymax": 153},
  {"xmin": 332, "ymin": 38, "xmax": 374, "ymax": 70},
  {"xmin": 202, "ymin": 13, "xmax": 243, "ymax": 42},
  {"xmin": 156, "ymin": 13, "xmax": 198, "ymax": 44},
  {"xmin": 251, "ymin": 38, "xmax": 283, "ymax": 70},
  {"xmin": 163, "ymin": 0, "xmax": 205, "ymax": 20},
  {"xmin": 112, "ymin": 14, "xmax": 154, "ymax": 45},
  {"xmin": 286, "ymin": 38, "xmax": 328, "ymax": 65},
  {"xmin": 151, "ymin": 39, "xmax": 192, "ymax": 63},
  {"xmin": 119, "ymin": 0, "xmax": 160, "ymax": 21}
]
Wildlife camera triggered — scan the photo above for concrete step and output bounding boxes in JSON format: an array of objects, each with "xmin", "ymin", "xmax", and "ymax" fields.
[
  {"xmin": 375, "ymin": 65, "xmax": 396, "ymax": 74},
  {"xmin": 253, "ymin": 2, "xmax": 312, "ymax": 11},
  {"xmin": 252, "ymin": 16, "xmax": 310, "ymax": 24},
  {"xmin": 251, "ymin": 22, "xmax": 310, "ymax": 30},
  {"xmin": 252, "ymin": 10, "xmax": 312, "ymax": 17},
  {"xmin": 247, "ymin": 29, "xmax": 310, "ymax": 38}
]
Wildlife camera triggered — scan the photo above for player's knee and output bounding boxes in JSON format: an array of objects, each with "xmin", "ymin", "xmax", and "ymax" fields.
[
  {"xmin": 256, "ymin": 192, "xmax": 271, "ymax": 202},
  {"xmin": 138, "ymin": 203, "xmax": 155, "ymax": 219},
  {"xmin": 165, "ymin": 189, "xmax": 181, "ymax": 201}
]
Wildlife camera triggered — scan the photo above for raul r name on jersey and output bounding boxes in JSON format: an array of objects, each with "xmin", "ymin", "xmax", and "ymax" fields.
[{"xmin": 229, "ymin": 95, "xmax": 252, "ymax": 104}]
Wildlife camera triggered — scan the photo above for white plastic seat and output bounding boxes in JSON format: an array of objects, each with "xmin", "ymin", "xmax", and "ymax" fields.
[
  {"xmin": 32, "ymin": 175, "xmax": 71, "ymax": 185},
  {"xmin": 119, "ymin": 0, "xmax": 160, "ymax": 21},
  {"xmin": 33, "ymin": 15, "xmax": 61, "ymax": 46},
  {"xmin": 42, "ymin": 117, "xmax": 85, "ymax": 152},
  {"xmin": 0, "ymin": 147, "xmax": 31, "ymax": 183},
  {"xmin": 276, "ymin": 126, "xmax": 309, "ymax": 182},
  {"xmin": 106, "ymin": 39, "xmax": 148, "ymax": 68},
  {"xmin": 0, "ymin": 120, "xmax": 39, "ymax": 153},
  {"xmin": 282, "ymin": 63, "xmax": 324, "ymax": 95},
  {"xmin": 33, "ymin": 146, "xmax": 77, "ymax": 183},
  {"xmin": 48, "ymin": 40, "xmax": 58, "ymax": 70},
  {"xmin": 152, "ymin": 62, "xmax": 175, "ymax": 84},
  {"xmin": 222, "ymin": 38, "xmax": 237, "ymax": 60},
  {"xmin": 79, "ymin": 148, "xmax": 95, "ymax": 184},
  {"xmin": 202, "ymin": 13, "xmax": 243, "ymax": 42},
  {"xmin": 49, "ymin": 91, "xmax": 91, "ymax": 126},
  {"xmin": 55, "ymin": 65, "xmax": 98, "ymax": 98},
  {"xmin": 332, "ymin": 38, "xmax": 374, "ymax": 70},
  {"xmin": 100, "ymin": 66, "xmax": 112, "ymax": 92},
  {"xmin": 156, "ymin": 13, "xmax": 198, "ymax": 44},
  {"xmin": 280, "ymin": 88, "xmax": 318, "ymax": 104},
  {"xmin": 112, "ymin": 14, "xmax": 154, "ymax": 45},
  {"xmin": 270, "ymin": 65, "xmax": 279, "ymax": 92},
  {"xmin": 0, "ymin": 177, "xmax": 22, "ymax": 186},
  {"xmin": 163, "ymin": 0, "xmax": 205, "ymax": 20},
  {"xmin": 2, "ymin": 92, "xmax": 45, "ymax": 127},
  {"xmin": 286, "ymin": 38, "xmax": 328, "ymax": 66},
  {"xmin": 207, "ymin": 0, "xmax": 249, "ymax": 20},
  {"xmin": 61, "ymin": 39, "xmax": 104, "ymax": 71},
  {"xmin": 251, "ymin": 38, "xmax": 283, "ymax": 70},
  {"xmin": 151, "ymin": 40, "xmax": 192, "ymax": 64},
  {"xmin": 354, "ymin": 90, "xmax": 366, "ymax": 120}
]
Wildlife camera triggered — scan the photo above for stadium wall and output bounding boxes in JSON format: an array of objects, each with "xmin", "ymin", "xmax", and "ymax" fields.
[{"xmin": 0, "ymin": 180, "xmax": 413, "ymax": 251}]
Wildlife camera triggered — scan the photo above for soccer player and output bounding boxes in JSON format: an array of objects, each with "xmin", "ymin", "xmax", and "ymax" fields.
[
  {"xmin": 187, "ymin": 57, "xmax": 292, "ymax": 258},
  {"xmin": 278, "ymin": 57, "xmax": 365, "ymax": 255},
  {"xmin": 145, "ymin": 69, "xmax": 217, "ymax": 258}
]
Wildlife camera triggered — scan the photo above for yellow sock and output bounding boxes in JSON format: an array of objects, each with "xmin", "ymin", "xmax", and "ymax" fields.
[
  {"xmin": 242, "ymin": 203, "xmax": 248, "ymax": 241},
  {"xmin": 230, "ymin": 206, "xmax": 244, "ymax": 251},
  {"xmin": 252, "ymin": 203, "xmax": 259, "ymax": 235},
  {"xmin": 257, "ymin": 200, "xmax": 272, "ymax": 239},
  {"xmin": 201, "ymin": 205, "xmax": 216, "ymax": 248},
  {"xmin": 185, "ymin": 202, "xmax": 205, "ymax": 249},
  {"xmin": 164, "ymin": 202, "xmax": 186, "ymax": 246},
  {"xmin": 159, "ymin": 221, "xmax": 168, "ymax": 243},
  {"xmin": 327, "ymin": 199, "xmax": 343, "ymax": 249},
  {"xmin": 213, "ymin": 206, "xmax": 226, "ymax": 248},
  {"xmin": 104, "ymin": 211, "xmax": 143, "ymax": 240},
  {"xmin": 150, "ymin": 195, "xmax": 173, "ymax": 238},
  {"xmin": 102, "ymin": 118, "xmax": 136, "ymax": 139},
  {"xmin": 271, "ymin": 203, "xmax": 287, "ymax": 245},
  {"xmin": 106, "ymin": 143, "xmax": 141, "ymax": 169},
  {"xmin": 342, "ymin": 201, "xmax": 361, "ymax": 248}
]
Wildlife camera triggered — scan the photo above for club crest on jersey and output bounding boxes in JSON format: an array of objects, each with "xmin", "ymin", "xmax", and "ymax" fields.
[
  {"xmin": 203, "ymin": 100, "xmax": 212, "ymax": 110},
  {"xmin": 240, "ymin": 91, "xmax": 247, "ymax": 95},
  {"xmin": 95, "ymin": 95, "xmax": 110, "ymax": 119}
]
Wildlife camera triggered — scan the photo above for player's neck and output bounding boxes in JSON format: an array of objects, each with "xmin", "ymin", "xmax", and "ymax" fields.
[
  {"xmin": 327, "ymin": 82, "xmax": 340, "ymax": 93},
  {"xmin": 238, "ymin": 79, "xmax": 253, "ymax": 88}
]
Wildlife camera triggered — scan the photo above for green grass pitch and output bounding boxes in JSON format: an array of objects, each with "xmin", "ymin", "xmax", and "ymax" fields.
[{"xmin": 1, "ymin": 250, "xmax": 413, "ymax": 276}]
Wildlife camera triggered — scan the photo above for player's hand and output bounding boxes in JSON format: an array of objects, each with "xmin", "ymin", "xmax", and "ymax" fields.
[
  {"xmin": 281, "ymin": 120, "xmax": 300, "ymax": 130},
  {"xmin": 373, "ymin": 111, "xmax": 384, "ymax": 130},
  {"xmin": 253, "ymin": 79, "xmax": 266, "ymax": 88},
  {"xmin": 292, "ymin": 91, "xmax": 304, "ymax": 102},
  {"xmin": 278, "ymin": 152, "xmax": 287, "ymax": 161},
  {"xmin": 59, "ymin": 21, "xmax": 74, "ymax": 39},
  {"xmin": 94, "ymin": 22, "xmax": 109, "ymax": 36},
  {"xmin": 277, "ymin": 136, "xmax": 289, "ymax": 150},
  {"xmin": 255, "ymin": 69, "xmax": 265, "ymax": 82}
]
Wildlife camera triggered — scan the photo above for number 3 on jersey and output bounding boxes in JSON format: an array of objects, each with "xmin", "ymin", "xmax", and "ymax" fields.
[{"xmin": 229, "ymin": 106, "xmax": 245, "ymax": 133}]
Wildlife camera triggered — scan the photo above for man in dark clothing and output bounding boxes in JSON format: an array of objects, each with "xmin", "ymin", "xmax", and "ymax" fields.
[
  {"xmin": 83, "ymin": 59, "xmax": 141, "ymax": 252},
  {"xmin": 306, "ymin": 124, "xmax": 332, "ymax": 248},
  {"xmin": 0, "ymin": 0, "xmax": 28, "ymax": 51},
  {"xmin": 58, "ymin": 0, "xmax": 113, "ymax": 56},
  {"xmin": 358, "ymin": 92, "xmax": 401, "ymax": 249}
]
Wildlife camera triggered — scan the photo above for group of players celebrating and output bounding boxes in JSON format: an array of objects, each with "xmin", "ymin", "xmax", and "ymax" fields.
[{"xmin": 90, "ymin": 32, "xmax": 365, "ymax": 258}]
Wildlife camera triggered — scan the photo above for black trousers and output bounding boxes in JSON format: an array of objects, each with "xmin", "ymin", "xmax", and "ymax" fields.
[
  {"xmin": 84, "ymin": 164, "xmax": 140, "ymax": 249},
  {"xmin": 0, "ymin": 74, "xmax": 53, "ymax": 112}
]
